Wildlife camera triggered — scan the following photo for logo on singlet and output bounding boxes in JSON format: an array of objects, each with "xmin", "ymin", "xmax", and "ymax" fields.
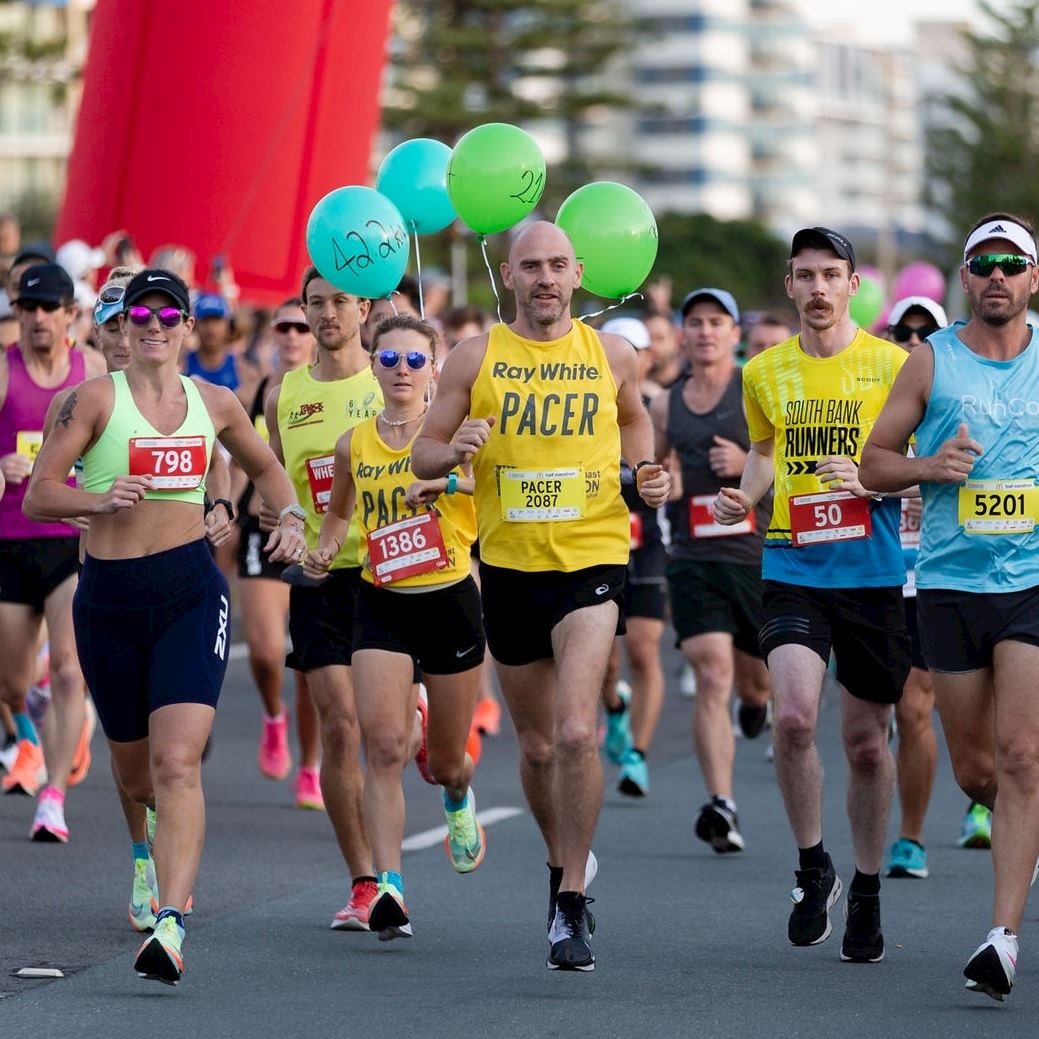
[{"xmin": 287, "ymin": 401, "xmax": 324, "ymax": 427}]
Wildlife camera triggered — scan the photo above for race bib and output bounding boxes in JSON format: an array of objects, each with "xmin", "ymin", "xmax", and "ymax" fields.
[
  {"xmin": 630, "ymin": 512, "xmax": 643, "ymax": 551},
  {"xmin": 366, "ymin": 510, "xmax": 449, "ymax": 586},
  {"xmin": 690, "ymin": 494, "xmax": 756, "ymax": 538},
  {"xmin": 306, "ymin": 454, "xmax": 335, "ymax": 514},
  {"xmin": 789, "ymin": 490, "xmax": 871, "ymax": 547},
  {"xmin": 958, "ymin": 479, "xmax": 1039, "ymax": 535},
  {"xmin": 16, "ymin": 430, "xmax": 43, "ymax": 469},
  {"xmin": 899, "ymin": 498, "xmax": 921, "ymax": 548},
  {"xmin": 499, "ymin": 467, "xmax": 585, "ymax": 522},
  {"xmin": 128, "ymin": 436, "xmax": 207, "ymax": 490}
]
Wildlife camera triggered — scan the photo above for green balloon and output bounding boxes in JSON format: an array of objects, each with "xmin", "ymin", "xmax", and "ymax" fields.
[
  {"xmin": 447, "ymin": 123, "xmax": 546, "ymax": 235},
  {"xmin": 850, "ymin": 274, "xmax": 885, "ymax": 327},
  {"xmin": 555, "ymin": 182, "xmax": 658, "ymax": 298}
]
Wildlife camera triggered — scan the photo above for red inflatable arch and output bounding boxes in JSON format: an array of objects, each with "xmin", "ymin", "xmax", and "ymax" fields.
[{"xmin": 56, "ymin": 0, "xmax": 394, "ymax": 306}]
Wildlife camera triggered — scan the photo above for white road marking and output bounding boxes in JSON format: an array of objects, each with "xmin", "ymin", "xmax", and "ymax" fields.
[{"xmin": 402, "ymin": 806, "xmax": 524, "ymax": 852}]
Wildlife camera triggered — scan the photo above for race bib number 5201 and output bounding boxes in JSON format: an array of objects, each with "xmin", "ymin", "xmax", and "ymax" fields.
[
  {"xmin": 128, "ymin": 436, "xmax": 207, "ymax": 489},
  {"xmin": 788, "ymin": 490, "xmax": 871, "ymax": 547},
  {"xmin": 958, "ymin": 479, "xmax": 1039, "ymax": 535}
]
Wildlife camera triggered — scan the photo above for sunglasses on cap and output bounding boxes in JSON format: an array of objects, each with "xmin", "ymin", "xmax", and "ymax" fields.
[
  {"xmin": 17, "ymin": 299, "xmax": 63, "ymax": 313},
  {"xmin": 377, "ymin": 349, "xmax": 429, "ymax": 371},
  {"xmin": 98, "ymin": 284, "xmax": 126, "ymax": 305},
  {"xmin": 273, "ymin": 320, "xmax": 309, "ymax": 334},
  {"xmin": 965, "ymin": 253, "xmax": 1033, "ymax": 277},
  {"xmin": 127, "ymin": 305, "xmax": 187, "ymax": 328},
  {"xmin": 891, "ymin": 323, "xmax": 939, "ymax": 344}
]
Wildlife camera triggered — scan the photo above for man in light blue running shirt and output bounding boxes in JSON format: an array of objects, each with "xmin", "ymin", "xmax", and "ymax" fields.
[{"xmin": 861, "ymin": 212, "xmax": 1039, "ymax": 1004}]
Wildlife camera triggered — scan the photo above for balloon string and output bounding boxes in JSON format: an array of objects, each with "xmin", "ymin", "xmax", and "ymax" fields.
[
  {"xmin": 578, "ymin": 292, "xmax": 645, "ymax": 322},
  {"xmin": 387, "ymin": 293, "xmax": 398, "ymax": 317},
  {"xmin": 479, "ymin": 235, "xmax": 503, "ymax": 325},
  {"xmin": 412, "ymin": 222, "xmax": 425, "ymax": 319}
]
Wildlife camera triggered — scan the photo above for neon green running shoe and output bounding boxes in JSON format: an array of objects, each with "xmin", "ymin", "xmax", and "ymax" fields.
[
  {"xmin": 134, "ymin": 913, "xmax": 184, "ymax": 985},
  {"xmin": 128, "ymin": 857, "xmax": 158, "ymax": 932},
  {"xmin": 959, "ymin": 802, "xmax": 992, "ymax": 849},
  {"xmin": 443, "ymin": 788, "xmax": 486, "ymax": 874},
  {"xmin": 146, "ymin": 806, "xmax": 156, "ymax": 851}
]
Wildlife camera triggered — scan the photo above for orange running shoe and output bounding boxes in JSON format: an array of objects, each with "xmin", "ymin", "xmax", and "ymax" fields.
[
  {"xmin": 68, "ymin": 699, "xmax": 96, "ymax": 787},
  {"xmin": 466, "ymin": 724, "xmax": 483, "ymax": 767},
  {"xmin": 1, "ymin": 739, "xmax": 45, "ymax": 796},
  {"xmin": 472, "ymin": 696, "xmax": 502, "ymax": 736},
  {"xmin": 331, "ymin": 878, "xmax": 378, "ymax": 931}
]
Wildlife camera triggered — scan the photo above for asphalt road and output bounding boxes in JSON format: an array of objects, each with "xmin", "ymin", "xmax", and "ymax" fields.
[{"xmin": 2, "ymin": 638, "xmax": 1034, "ymax": 1037}]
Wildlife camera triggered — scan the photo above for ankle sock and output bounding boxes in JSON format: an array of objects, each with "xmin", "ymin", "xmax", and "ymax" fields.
[
  {"xmin": 131, "ymin": 840, "xmax": 150, "ymax": 863},
  {"xmin": 13, "ymin": 712, "xmax": 38, "ymax": 746},
  {"xmin": 851, "ymin": 869, "xmax": 880, "ymax": 897},
  {"xmin": 377, "ymin": 870, "xmax": 404, "ymax": 895},
  {"xmin": 154, "ymin": 907, "xmax": 184, "ymax": 929},
  {"xmin": 798, "ymin": 841, "xmax": 828, "ymax": 871},
  {"xmin": 443, "ymin": 789, "xmax": 468, "ymax": 812}
]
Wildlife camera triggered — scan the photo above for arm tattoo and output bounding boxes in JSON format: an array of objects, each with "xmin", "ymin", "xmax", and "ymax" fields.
[{"xmin": 57, "ymin": 391, "xmax": 78, "ymax": 429}]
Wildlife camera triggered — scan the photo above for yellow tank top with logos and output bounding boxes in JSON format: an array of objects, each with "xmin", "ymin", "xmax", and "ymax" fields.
[
  {"xmin": 277, "ymin": 363, "xmax": 382, "ymax": 569},
  {"xmin": 350, "ymin": 417, "xmax": 476, "ymax": 587},
  {"xmin": 469, "ymin": 321, "xmax": 628, "ymax": 572}
]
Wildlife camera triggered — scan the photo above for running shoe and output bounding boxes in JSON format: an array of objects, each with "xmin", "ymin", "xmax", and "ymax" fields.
[
  {"xmin": 886, "ymin": 838, "xmax": 929, "ymax": 879},
  {"xmin": 694, "ymin": 797, "xmax": 745, "ymax": 854},
  {"xmin": 617, "ymin": 748, "xmax": 649, "ymax": 798},
  {"xmin": 737, "ymin": 702, "xmax": 769, "ymax": 740},
  {"xmin": 258, "ymin": 711, "xmax": 291, "ymax": 780},
  {"xmin": 129, "ymin": 857, "xmax": 158, "ymax": 932},
  {"xmin": 1, "ymin": 739, "xmax": 45, "ymax": 796},
  {"xmin": 368, "ymin": 882, "xmax": 413, "ymax": 941},
  {"xmin": 473, "ymin": 696, "xmax": 501, "ymax": 736},
  {"xmin": 0, "ymin": 735, "xmax": 17, "ymax": 773},
  {"xmin": 547, "ymin": 851, "xmax": 599, "ymax": 933},
  {"xmin": 604, "ymin": 683, "xmax": 632, "ymax": 764},
  {"xmin": 294, "ymin": 766, "xmax": 325, "ymax": 810},
  {"xmin": 444, "ymin": 788, "xmax": 486, "ymax": 873},
  {"xmin": 466, "ymin": 720, "xmax": 483, "ymax": 767},
  {"xmin": 135, "ymin": 913, "xmax": 184, "ymax": 985},
  {"xmin": 679, "ymin": 663, "xmax": 697, "ymax": 699},
  {"xmin": 840, "ymin": 891, "xmax": 884, "ymax": 962},
  {"xmin": 67, "ymin": 699, "xmax": 96, "ymax": 787},
  {"xmin": 548, "ymin": 891, "xmax": 595, "ymax": 971},
  {"xmin": 959, "ymin": 802, "xmax": 992, "ymax": 849},
  {"xmin": 414, "ymin": 687, "xmax": 436, "ymax": 784},
  {"xmin": 30, "ymin": 786, "xmax": 68, "ymax": 842},
  {"xmin": 25, "ymin": 683, "xmax": 51, "ymax": 727},
  {"xmin": 146, "ymin": 805, "xmax": 156, "ymax": 851},
  {"xmin": 964, "ymin": 927, "xmax": 1018, "ymax": 1001},
  {"xmin": 789, "ymin": 855, "xmax": 842, "ymax": 946},
  {"xmin": 330, "ymin": 878, "xmax": 378, "ymax": 931}
]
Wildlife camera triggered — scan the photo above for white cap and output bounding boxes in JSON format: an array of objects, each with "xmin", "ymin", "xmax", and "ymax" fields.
[
  {"xmin": 600, "ymin": 316, "xmax": 651, "ymax": 349},
  {"xmin": 56, "ymin": 239, "xmax": 107, "ymax": 280},
  {"xmin": 888, "ymin": 296, "xmax": 948, "ymax": 328},
  {"xmin": 963, "ymin": 219, "xmax": 1037, "ymax": 264}
]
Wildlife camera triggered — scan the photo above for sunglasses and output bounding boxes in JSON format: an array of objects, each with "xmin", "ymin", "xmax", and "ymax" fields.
[
  {"xmin": 273, "ymin": 320, "xmax": 309, "ymax": 334},
  {"xmin": 891, "ymin": 324, "xmax": 939, "ymax": 344},
  {"xmin": 377, "ymin": 349, "xmax": 428, "ymax": 371},
  {"xmin": 127, "ymin": 305, "xmax": 187, "ymax": 328},
  {"xmin": 98, "ymin": 284, "xmax": 125, "ymax": 305},
  {"xmin": 965, "ymin": 253, "xmax": 1033, "ymax": 277},
  {"xmin": 17, "ymin": 299, "xmax": 63, "ymax": 313}
]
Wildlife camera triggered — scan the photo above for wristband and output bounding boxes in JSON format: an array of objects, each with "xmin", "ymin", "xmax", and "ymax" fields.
[{"xmin": 446, "ymin": 472, "xmax": 458, "ymax": 495}]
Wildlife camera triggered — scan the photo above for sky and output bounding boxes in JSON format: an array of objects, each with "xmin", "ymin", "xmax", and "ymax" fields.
[{"xmin": 800, "ymin": 0, "xmax": 982, "ymax": 44}]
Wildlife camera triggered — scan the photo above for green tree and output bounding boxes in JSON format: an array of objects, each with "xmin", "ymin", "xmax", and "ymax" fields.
[{"xmin": 926, "ymin": 0, "xmax": 1039, "ymax": 256}]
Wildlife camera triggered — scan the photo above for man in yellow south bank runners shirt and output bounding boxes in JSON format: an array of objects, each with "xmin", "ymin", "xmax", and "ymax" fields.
[
  {"xmin": 713, "ymin": 227, "xmax": 911, "ymax": 967},
  {"xmin": 413, "ymin": 222, "xmax": 670, "ymax": 972},
  {"xmin": 264, "ymin": 268, "xmax": 381, "ymax": 930}
]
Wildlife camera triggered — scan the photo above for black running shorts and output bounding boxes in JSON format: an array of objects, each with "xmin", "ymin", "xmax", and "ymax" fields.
[
  {"xmin": 0, "ymin": 536, "xmax": 80, "ymax": 612},
  {"xmin": 286, "ymin": 566, "xmax": 362, "ymax": 672},
  {"xmin": 667, "ymin": 558, "xmax": 763, "ymax": 656}
]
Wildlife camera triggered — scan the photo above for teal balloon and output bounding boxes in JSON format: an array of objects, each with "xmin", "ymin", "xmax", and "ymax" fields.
[
  {"xmin": 306, "ymin": 186, "xmax": 410, "ymax": 299},
  {"xmin": 555, "ymin": 182, "xmax": 658, "ymax": 298},
  {"xmin": 447, "ymin": 123, "xmax": 546, "ymax": 235},
  {"xmin": 376, "ymin": 138, "xmax": 456, "ymax": 235},
  {"xmin": 850, "ymin": 274, "xmax": 885, "ymax": 327}
]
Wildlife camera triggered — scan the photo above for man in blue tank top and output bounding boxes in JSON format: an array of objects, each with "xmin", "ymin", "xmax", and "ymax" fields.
[{"xmin": 861, "ymin": 213, "xmax": 1039, "ymax": 1003}]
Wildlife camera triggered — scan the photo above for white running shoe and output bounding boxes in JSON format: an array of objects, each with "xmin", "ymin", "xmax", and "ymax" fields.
[{"xmin": 964, "ymin": 927, "xmax": 1018, "ymax": 1002}]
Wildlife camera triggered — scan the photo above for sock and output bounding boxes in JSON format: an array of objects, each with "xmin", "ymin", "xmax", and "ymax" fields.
[
  {"xmin": 605, "ymin": 700, "xmax": 626, "ymax": 715},
  {"xmin": 548, "ymin": 863, "xmax": 563, "ymax": 901},
  {"xmin": 132, "ymin": 841, "xmax": 150, "ymax": 862},
  {"xmin": 13, "ymin": 712, "xmax": 38, "ymax": 746},
  {"xmin": 798, "ymin": 841, "xmax": 828, "ymax": 871},
  {"xmin": 712, "ymin": 794, "xmax": 736, "ymax": 813},
  {"xmin": 352, "ymin": 874, "xmax": 377, "ymax": 887},
  {"xmin": 154, "ymin": 907, "xmax": 184, "ymax": 929},
  {"xmin": 851, "ymin": 869, "xmax": 880, "ymax": 897},
  {"xmin": 265, "ymin": 710, "xmax": 286, "ymax": 723},
  {"xmin": 377, "ymin": 870, "xmax": 404, "ymax": 895},
  {"xmin": 39, "ymin": 784, "xmax": 63, "ymax": 804},
  {"xmin": 443, "ymin": 789, "xmax": 468, "ymax": 813},
  {"xmin": 631, "ymin": 748, "xmax": 646, "ymax": 761}
]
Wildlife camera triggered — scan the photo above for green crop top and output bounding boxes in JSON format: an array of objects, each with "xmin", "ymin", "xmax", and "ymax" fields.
[{"xmin": 82, "ymin": 371, "xmax": 215, "ymax": 505}]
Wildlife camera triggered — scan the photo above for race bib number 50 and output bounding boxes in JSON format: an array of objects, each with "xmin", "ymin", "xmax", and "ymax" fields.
[
  {"xmin": 128, "ymin": 436, "xmax": 206, "ymax": 489},
  {"xmin": 789, "ymin": 490, "xmax": 871, "ymax": 547}
]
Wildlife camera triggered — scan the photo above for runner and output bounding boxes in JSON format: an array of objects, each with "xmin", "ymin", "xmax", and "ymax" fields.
[
  {"xmin": 304, "ymin": 313, "xmax": 485, "ymax": 941},
  {"xmin": 651, "ymin": 288, "xmax": 771, "ymax": 849},
  {"xmin": 23, "ymin": 267, "xmax": 306, "ymax": 985},
  {"xmin": 860, "ymin": 213, "xmax": 1039, "ymax": 1001},
  {"xmin": 713, "ymin": 227, "xmax": 911, "ymax": 965},
  {"xmin": 412, "ymin": 222, "xmax": 670, "ymax": 971}
]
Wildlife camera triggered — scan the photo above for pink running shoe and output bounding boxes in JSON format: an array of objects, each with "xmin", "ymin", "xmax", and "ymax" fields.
[
  {"xmin": 414, "ymin": 689, "xmax": 436, "ymax": 785},
  {"xmin": 30, "ymin": 786, "xmax": 69, "ymax": 843},
  {"xmin": 258, "ymin": 712, "xmax": 291, "ymax": 780},
  {"xmin": 330, "ymin": 878, "xmax": 379, "ymax": 931},
  {"xmin": 294, "ymin": 766, "xmax": 325, "ymax": 810}
]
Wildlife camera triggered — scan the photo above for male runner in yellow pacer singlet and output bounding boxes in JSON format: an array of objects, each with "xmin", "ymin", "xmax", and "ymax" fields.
[{"xmin": 413, "ymin": 222, "xmax": 670, "ymax": 972}]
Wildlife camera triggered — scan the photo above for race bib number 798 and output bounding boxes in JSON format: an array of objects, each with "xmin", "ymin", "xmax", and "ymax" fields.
[{"xmin": 128, "ymin": 436, "xmax": 207, "ymax": 490}]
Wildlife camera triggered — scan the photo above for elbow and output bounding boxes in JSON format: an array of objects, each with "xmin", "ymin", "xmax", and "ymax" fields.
[{"xmin": 21, "ymin": 489, "xmax": 45, "ymax": 523}]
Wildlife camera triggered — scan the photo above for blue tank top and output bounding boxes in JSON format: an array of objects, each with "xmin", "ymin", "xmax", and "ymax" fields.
[
  {"xmin": 185, "ymin": 350, "xmax": 239, "ymax": 391},
  {"xmin": 916, "ymin": 323, "xmax": 1039, "ymax": 592}
]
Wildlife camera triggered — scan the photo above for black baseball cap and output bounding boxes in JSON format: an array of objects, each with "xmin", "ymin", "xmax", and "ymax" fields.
[
  {"xmin": 13, "ymin": 263, "xmax": 75, "ymax": 307},
  {"xmin": 790, "ymin": 227, "xmax": 856, "ymax": 271},
  {"xmin": 123, "ymin": 269, "xmax": 192, "ymax": 313}
]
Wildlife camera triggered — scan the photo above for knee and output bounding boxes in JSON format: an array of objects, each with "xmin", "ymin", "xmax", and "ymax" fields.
[
  {"xmin": 151, "ymin": 745, "xmax": 201, "ymax": 790},
  {"xmin": 319, "ymin": 707, "xmax": 360, "ymax": 755},
  {"xmin": 48, "ymin": 661, "xmax": 84, "ymax": 700},
  {"xmin": 516, "ymin": 731, "xmax": 555, "ymax": 770},
  {"xmin": 121, "ymin": 776, "xmax": 154, "ymax": 805},
  {"xmin": 998, "ymin": 739, "xmax": 1039, "ymax": 790},
  {"xmin": 249, "ymin": 650, "xmax": 283, "ymax": 680},
  {"xmin": 773, "ymin": 706, "xmax": 815, "ymax": 749},
  {"xmin": 427, "ymin": 750, "xmax": 465, "ymax": 790},
  {"xmin": 556, "ymin": 718, "xmax": 597, "ymax": 758},
  {"xmin": 364, "ymin": 729, "xmax": 408, "ymax": 773},
  {"xmin": 689, "ymin": 657, "xmax": 728, "ymax": 700},
  {"xmin": 843, "ymin": 729, "xmax": 889, "ymax": 773}
]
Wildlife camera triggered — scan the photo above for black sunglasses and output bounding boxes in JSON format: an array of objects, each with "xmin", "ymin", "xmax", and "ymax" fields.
[
  {"xmin": 273, "ymin": 320, "xmax": 309, "ymax": 334},
  {"xmin": 891, "ymin": 324, "xmax": 939, "ymax": 344},
  {"xmin": 17, "ymin": 299, "xmax": 63, "ymax": 313},
  {"xmin": 965, "ymin": 253, "xmax": 1033, "ymax": 277}
]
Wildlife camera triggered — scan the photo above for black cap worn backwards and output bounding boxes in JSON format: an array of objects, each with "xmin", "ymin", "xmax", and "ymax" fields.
[
  {"xmin": 789, "ymin": 227, "xmax": 856, "ymax": 271},
  {"xmin": 13, "ymin": 263, "xmax": 75, "ymax": 307},
  {"xmin": 122, "ymin": 269, "xmax": 192, "ymax": 314}
]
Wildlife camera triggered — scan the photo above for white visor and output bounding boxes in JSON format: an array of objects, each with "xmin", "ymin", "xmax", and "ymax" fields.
[
  {"xmin": 963, "ymin": 220, "xmax": 1037, "ymax": 264},
  {"xmin": 888, "ymin": 296, "xmax": 948, "ymax": 328}
]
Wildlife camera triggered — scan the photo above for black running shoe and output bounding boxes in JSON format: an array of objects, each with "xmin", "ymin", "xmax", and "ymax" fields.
[
  {"xmin": 840, "ymin": 891, "xmax": 884, "ymax": 962},
  {"xmin": 789, "ymin": 855, "xmax": 842, "ymax": 946},
  {"xmin": 548, "ymin": 892, "xmax": 595, "ymax": 972},
  {"xmin": 547, "ymin": 858, "xmax": 596, "ymax": 935},
  {"xmin": 694, "ymin": 797, "xmax": 745, "ymax": 854},
  {"xmin": 738, "ymin": 703, "xmax": 769, "ymax": 740}
]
